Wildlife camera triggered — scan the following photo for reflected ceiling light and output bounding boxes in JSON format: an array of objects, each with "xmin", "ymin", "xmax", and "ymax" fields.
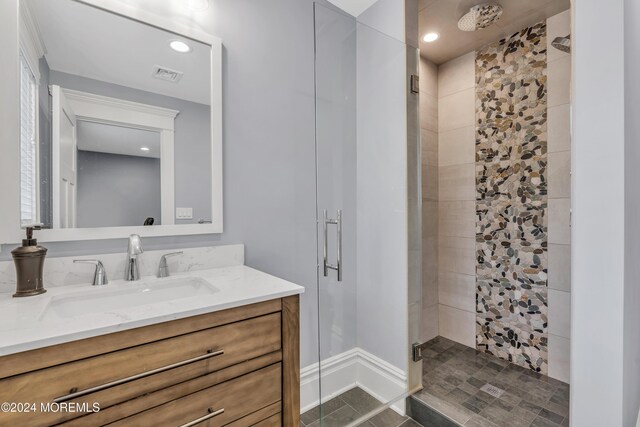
[
  {"xmin": 187, "ymin": 0, "xmax": 209, "ymax": 11},
  {"xmin": 423, "ymin": 32, "xmax": 439, "ymax": 42},
  {"xmin": 169, "ymin": 40, "xmax": 191, "ymax": 53},
  {"xmin": 140, "ymin": 147, "xmax": 150, "ymax": 152}
]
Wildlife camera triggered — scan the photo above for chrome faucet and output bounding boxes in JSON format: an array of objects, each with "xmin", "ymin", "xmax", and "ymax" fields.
[
  {"xmin": 73, "ymin": 259, "xmax": 108, "ymax": 286},
  {"xmin": 157, "ymin": 252, "xmax": 183, "ymax": 278},
  {"xmin": 125, "ymin": 234, "xmax": 143, "ymax": 281}
]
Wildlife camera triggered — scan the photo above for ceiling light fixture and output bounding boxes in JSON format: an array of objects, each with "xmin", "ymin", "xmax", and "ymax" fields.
[
  {"xmin": 423, "ymin": 32, "xmax": 439, "ymax": 43},
  {"xmin": 169, "ymin": 40, "xmax": 191, "ymax": 53},
  {"xmin": 140, "ymin": 147, "xmax": 150, "ymax": 152}
]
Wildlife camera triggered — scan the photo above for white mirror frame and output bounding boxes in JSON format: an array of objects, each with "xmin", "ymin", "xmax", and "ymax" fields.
[{"xmin": 0, "ymin": 0, "xmax": 223, "ymax": 244}]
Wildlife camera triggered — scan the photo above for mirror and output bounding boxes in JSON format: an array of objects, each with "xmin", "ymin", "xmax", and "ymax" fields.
[{"xmin": 18, "ymin": 0, "xmax": 218, "ymax": 232}]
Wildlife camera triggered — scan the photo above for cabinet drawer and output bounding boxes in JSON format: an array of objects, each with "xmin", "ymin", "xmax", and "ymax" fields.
[
  {"xmin": 109, "ymin": 363, "xmax": 282, "ymax": 427},
  {"xmin": 0, "ymin": 313, "xmax": 281, "ymax": 426}
]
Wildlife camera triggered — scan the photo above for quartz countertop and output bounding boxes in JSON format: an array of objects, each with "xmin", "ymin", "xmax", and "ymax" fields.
[{"xmin": 0, "ymin": 265, "xmax": 304, "ymax": 356}]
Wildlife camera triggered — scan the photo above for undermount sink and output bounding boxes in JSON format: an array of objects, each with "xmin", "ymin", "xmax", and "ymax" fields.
[{"xmin": 39, "ymin": 277, "xmax": 218, "ymax": 321}]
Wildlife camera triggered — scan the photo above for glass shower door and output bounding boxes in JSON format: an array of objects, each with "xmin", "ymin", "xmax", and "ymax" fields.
[{"xmin": 313, "ymin": 3, "xmax": 415, "ymax": 425}]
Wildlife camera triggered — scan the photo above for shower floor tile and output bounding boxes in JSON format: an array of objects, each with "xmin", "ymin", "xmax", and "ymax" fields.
[
  {"xmin": 301, "ymin": 387, "xmax": 424, "ymax": 427},
  {"xmin": 412, "ymin": 336, "xmax": 570, "ymax": 427}
]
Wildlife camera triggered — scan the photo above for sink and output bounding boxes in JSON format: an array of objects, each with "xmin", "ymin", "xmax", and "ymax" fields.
[{"xmin": 40, "ymin": 277, "xmax": 218, "ymax": 321}]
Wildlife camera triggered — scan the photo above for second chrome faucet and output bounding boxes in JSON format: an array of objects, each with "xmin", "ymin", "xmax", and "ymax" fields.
[{"xmin": 125, "ymin": 234, "xmax": 143, "ymax": 281}]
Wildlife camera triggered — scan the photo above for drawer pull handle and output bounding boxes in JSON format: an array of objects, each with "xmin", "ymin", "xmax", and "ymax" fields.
[
  {"xmin": 53, "ymin": 349, "xmax": 224, "ymax": 403},
  {"xmin": 179, "ymin": 407, "xmax": 224, "ymax": 427}
]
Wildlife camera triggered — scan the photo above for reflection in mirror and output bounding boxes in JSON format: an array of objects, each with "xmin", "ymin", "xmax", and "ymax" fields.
[
  {"xmin": 76, "ymin": 122, "xmax": 161, "ymax": 228},
  {"xmin": 19, "ymin": 0, "xmax": 213, "ymax": 229}
]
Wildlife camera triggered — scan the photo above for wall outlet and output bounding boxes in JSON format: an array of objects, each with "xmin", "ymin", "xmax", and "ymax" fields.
[{"xmin": 176, "ymin": 207, "xmax": 193, "ymax": 220}]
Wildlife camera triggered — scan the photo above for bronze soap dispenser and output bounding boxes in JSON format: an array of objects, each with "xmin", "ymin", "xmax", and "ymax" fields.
[{"xmin": 11, "ymin": 226, "xmax": 47, "ymax": 297}]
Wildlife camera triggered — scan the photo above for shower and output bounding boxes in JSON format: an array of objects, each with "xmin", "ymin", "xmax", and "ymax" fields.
[{"xmin": 552, "ymin": 34, "xmax": 571, "ymax": 53}]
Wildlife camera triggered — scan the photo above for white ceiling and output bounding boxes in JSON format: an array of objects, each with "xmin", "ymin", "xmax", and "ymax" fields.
[
  {"xmin": 419, "ymin": 0, "xmax": 570, "ymax": 64},
  {"xmin": 326, "ymin": 0, "xmax": 380, "ymax": 17},
  {"xmin": 77, "ymin": 121, "xmax": 161, "ymax": 158},
  {"xmin": 27, "ymin": 0, "xmax": 211, "ymax": 105}
]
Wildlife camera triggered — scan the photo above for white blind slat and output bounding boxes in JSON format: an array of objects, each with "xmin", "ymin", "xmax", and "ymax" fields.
[{"xmin": 20, "ymin": 53, "xmax": 38, "ymax": 224}]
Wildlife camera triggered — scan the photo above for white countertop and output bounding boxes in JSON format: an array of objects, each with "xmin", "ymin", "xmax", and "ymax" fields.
[{"xmin": 0, "ymin": 265, "xmax": 304, "ymax": 356}]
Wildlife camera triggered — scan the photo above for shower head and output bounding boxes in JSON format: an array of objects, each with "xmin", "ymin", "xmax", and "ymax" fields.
[
  {"xmin": 458, "ymin": 3, "xmax": 503, "ymax": 32},
  {"xmin": 552, "ymin": 35, "xmax": 571, "ymax": 53}
]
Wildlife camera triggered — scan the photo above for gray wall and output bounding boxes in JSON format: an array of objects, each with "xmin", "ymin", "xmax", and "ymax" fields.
[
  {"xmin": 624, "ymin": 0, "xmax": 640, "ymax": 425},
  {"xmin": 48, "ymin": 70, "xmax": 212, "ymax": 225},
  {"xmin": 76, "ymin": 150, "xmax": 161, "ymax": 228}
]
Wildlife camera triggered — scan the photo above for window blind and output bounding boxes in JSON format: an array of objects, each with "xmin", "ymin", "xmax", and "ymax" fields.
[{"xmin": 20, "ymin": 53, "xmax": 38, "ymax": 225}]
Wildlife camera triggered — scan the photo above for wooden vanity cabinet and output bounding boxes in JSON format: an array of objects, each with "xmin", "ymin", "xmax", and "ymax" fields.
[{"xmin": 0, "ymin": 296, "xmax": 300, "ymax": 427}]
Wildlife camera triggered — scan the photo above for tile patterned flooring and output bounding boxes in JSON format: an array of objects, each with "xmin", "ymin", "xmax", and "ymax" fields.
[
  {"xmin": 413, "ymin": 336, "xmax": 570, "ymax": 427},
  {"xmin": 301, "ymin": 387, "xmax": 423, "ymax": 427}
]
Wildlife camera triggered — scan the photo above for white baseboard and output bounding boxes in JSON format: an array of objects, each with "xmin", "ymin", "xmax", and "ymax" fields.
[{"xmin": 300, "ymin": 348, "xmax": 408, "ymax": 416}]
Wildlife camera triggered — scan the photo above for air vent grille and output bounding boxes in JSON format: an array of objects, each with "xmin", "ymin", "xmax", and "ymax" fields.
[{"xmin": 153, "ymin": 65, "xmax": 183, "ymax": 83}]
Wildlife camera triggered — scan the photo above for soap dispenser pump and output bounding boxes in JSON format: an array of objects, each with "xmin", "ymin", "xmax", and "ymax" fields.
[{"xmin": 11, "ymin": 226, "xmax": 47, "ymax": 297}]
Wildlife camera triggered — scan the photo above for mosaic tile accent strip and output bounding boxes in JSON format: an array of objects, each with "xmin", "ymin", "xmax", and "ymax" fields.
[{"xmin": 475, "ymin": 22, "xmax": 549, "ymax": 374}]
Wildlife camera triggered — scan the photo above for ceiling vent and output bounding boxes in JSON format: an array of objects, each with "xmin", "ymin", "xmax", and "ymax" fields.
[{"xmin": 152, "ymin": 65, "xmax": 183, "ymax": 83}]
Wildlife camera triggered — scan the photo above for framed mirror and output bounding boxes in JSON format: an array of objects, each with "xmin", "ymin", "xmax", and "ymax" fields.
[{"xmin": 0, "ymin": 0, "xmax": 222, "ymax": 243}]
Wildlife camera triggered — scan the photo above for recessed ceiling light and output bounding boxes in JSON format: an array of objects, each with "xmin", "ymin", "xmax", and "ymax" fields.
[
  {"xmin": 140, "ymin": 147, "xmax": 150, "ymax": 152},
  {"xmin": 169, "ymin": 40, "xmax": 191, "ymax": 53},
  {"xmin": 423, "ymin": 32, "xmax": 439, "ymax": 43}
]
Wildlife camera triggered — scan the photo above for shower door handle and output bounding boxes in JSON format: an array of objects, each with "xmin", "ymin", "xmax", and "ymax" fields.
[{"xmin": 323, "ymin": 209, "xmax": 342, "ymax": 281}]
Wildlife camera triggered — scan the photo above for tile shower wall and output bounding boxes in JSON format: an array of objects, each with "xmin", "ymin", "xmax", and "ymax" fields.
[
  {"xmin": 546, "ymin": 10, "xmax": 571, "ymax": 383},
  {"xmin": 475, "ymin": 21, "xmax": 549, "ymax": 374},
  {"xmin": 420, "ymin": 56, "xmax": 439, "ymax": 342},
  {"xmin": 437, "ymin": 52, "xmax": 476, "ymax": 348},
  {"xmin": 426, "ymin": 10, "xmax": 571, "ymax": 382}
]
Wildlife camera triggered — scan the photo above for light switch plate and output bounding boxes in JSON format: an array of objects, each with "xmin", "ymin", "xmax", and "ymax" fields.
[{"xmin": 176, "ymin": 207, "xmax": 193, "ymax": 220}]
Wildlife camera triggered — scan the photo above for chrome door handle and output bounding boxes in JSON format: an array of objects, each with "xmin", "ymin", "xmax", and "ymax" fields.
[
  {"xmin": 323, "ymin": 209, "xmax": 342, "ymax": 281},
  {"xmin": 53, "ymin": 349, "xmax": 224, "ymax": 403},
  {"xmin": 179, "ymin": 408, "xmax": 225, "ymax": 427}
]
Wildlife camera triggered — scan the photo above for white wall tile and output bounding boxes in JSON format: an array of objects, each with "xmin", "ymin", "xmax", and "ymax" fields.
[
  {"xmin": 438, "ymin": 236, "xmax": 475, "ymax": 276},
  {"xmin": 549, "ymin": 289, "xmax": 571, "ymax": 339},
  {"xmin": 549, "ymin": 198, "xmax": 571, "ymax": 244},
  {"xmin": 439, "ymin": 126, "xmax": 475, "ymax": 167},
  {"xmin": 409, "ymin": 249, "xmax": 422, "ymax": 304},
  {"xmin": 548, "ymin": 334, "xmax": 571, "ymax": 383},
  {"xmin": 548, "ymin": 151, "xmax": 571, "ymax": 199},
  {"xmin": 439, "ymin": 304, "xmax": 475, "ymax": 348},
  {"xmin": 439, "ymin": 163, "xmax": 475, "ymax": 201},
  {"xmin": 548, "ymin": 104, "xmax": 571, "ymax": 153},
  {"xmin": 420, "ymin": 92, "xmax": 438, "ymax": 132},
  {"xmin": 438, "ymin": 52, "xmax": 476, "ymax": 99},
  {"xmin": 420, "ymin": 57, "xmax": 438, "ymax": 98},
  {"xmin": 423, "ymin": 162, "xmax": 438, "ymax": 201},
  {"xmin": 422, "ymin": 304, "xmax": 439, "ymax": 342},
  {"xmin": 438, "ymin": 271, "xmax": 475, "ymax": 313},
  {"xmin": 438, "ymin": 88, "xmax": 475, "ymax": 132},
  {"xmin": 423, "ymin": 201, "xmax": 438, "ymax": 238},
  {"xmin": 549, "ymin": 243, "xmax": 571, "ymax": 292},
  {"xmin": 421, "ymin": 129, "xmax": 438, "ymax": 167},
  {"xmin": 548, "ymin": 56, "xmax": 571, "ymax": 107},
  {"xmin": 423, "ymin": 272, "xmax": 438, "ymax": 308},
  {"xmin": 547, "ymin": 10, "xmax": 571, "ymax": 64},
  {"xmin": 423, "ymin": 238, "xmax": 438, "ymax": 308},
  {"xmin": 438, "ymin": 200, "xmax": 475, "ymax": 238}
]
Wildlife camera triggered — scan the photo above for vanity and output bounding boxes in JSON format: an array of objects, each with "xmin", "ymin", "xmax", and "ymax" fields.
[{"xmin": 0, "ymin": 258, "xmax": 303, "ymax": 426}]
